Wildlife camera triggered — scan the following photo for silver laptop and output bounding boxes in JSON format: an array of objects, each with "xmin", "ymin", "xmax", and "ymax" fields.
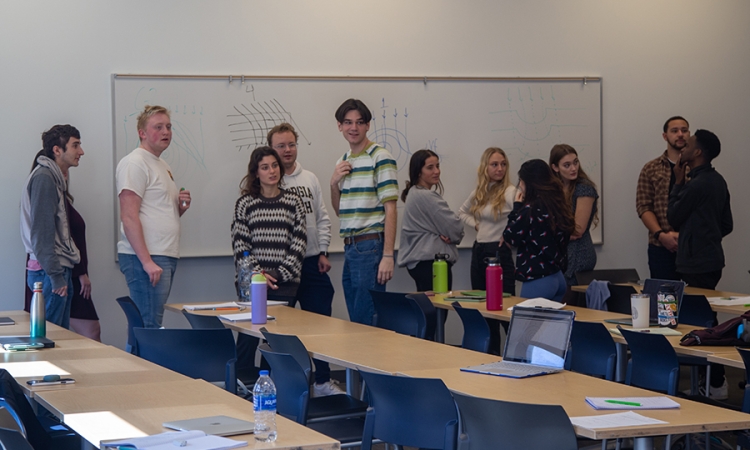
[
  {"xmin": 163, "ymin": 415, "xmax": 254, "ymax": 436},
  {"xmin": 461, "ymin": 306, "xmax": 576, "ymax": 378}
]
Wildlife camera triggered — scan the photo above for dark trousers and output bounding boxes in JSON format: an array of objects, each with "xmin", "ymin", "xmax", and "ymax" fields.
[
  {"xmin": 288, "ymin": 256, "xmax": 336, "ymax": 384},
  {"xmin": 470, "ymin": 242, "xmax": 515, "ymax": 355},
  {"xmin": 647, "ymin": 244, "xmax": 680, "ymax": 281},
  {"xmin": 407, "ymin": 260, "xmax": 453, "ymax": 292},
  {"xmin": 680, "ymin": 269, "xmax": 725, "ymax": 387}
]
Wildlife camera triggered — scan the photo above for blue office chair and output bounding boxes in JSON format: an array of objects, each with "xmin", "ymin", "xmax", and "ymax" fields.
[
  {"xmin": 453, "ymin": 391, "xmax": 578, "ymax": 450},
  {"xmin": 0, "ymin": 428, "xmax": 33, "ymax": 450},
  {"xmin": 451, "ymin": 302, "xmax": 491, "ymax": 353},
  {"xmin": 565, "ymin": 321, "xmax": 617, "ymax": 381},
  {"xmin": 732, "ymin": 348, "xmax": 750, "ymax": 449},
  {"xmin": 407, "ymin": 293, "xmax": 438, "ymax": 341},
  {"xmin": 359, "ymin": 370, "xmax": 458, "ymax": 450},
  {"xmin": 619, "ymin": 328, "xmax": 679, "ymax": 395},
  {"xmin": 259, "ymin": 329, "xmax": 368, "ymax": 424},
  {"xmin": 369, "ymin": 290, "xmax": 426, "ymax": 338},
  {"xmin": 258, "ymin": 344, "xmax": 371, "ymax": 448},
  {"xmin": 0, "ymin": 369, "xmax": 79, "ymax": 450},
  {"xmin": 182, "ymin": 310, "xmax": 225, "ymax": 329},
  {"xmin": 133, "ymin": 328, "xmax": 238, "ymax": 395},
  {"xmin": 115, "ymin": 296, "xmax": 144, "ymax": 354}
]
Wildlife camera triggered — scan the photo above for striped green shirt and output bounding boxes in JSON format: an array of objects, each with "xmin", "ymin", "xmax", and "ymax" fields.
[{"xmin": 337, "ymin": 143, "xmax": 398, "ymax": 237}]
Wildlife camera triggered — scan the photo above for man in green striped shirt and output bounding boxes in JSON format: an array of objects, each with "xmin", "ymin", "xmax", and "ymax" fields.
[{"xmin": 330, "ymin": 99, "xmax": 398, "ymax": 325}]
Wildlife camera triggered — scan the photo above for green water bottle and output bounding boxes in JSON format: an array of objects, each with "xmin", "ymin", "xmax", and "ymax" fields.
[{"xmin": 432, "ymin": 254, "xmax": 449, "ymax": 293}]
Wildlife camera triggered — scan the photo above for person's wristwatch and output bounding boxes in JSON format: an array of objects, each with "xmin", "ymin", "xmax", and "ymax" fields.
[
  {"xmin": 654, "ymin": 230, "xmax": 663, "ymax": 240},
  {"xmin": 319, "ymin": 251, "xmax": 329, "ymax": 258}
]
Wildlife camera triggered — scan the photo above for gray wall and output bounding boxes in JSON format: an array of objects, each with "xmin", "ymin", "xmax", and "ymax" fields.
[{"xmin": 2, "ymin": 0, "xmax": 748, "ymax": 348}]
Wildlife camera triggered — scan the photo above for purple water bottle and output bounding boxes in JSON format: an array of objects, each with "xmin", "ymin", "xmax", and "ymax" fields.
[{"xmin": 251, "ymin": 272, "xmax": 267, "ymax": 324}]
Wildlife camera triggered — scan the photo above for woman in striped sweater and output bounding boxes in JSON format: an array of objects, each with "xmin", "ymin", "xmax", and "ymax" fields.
[{"xmin": 231, "ymin": 146, "xmax": 307, "ymax": 303}]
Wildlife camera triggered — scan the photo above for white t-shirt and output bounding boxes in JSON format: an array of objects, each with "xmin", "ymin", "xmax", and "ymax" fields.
[{"xmin": 116, "ymin": 147, "xmax": 181, "ymax": 258}]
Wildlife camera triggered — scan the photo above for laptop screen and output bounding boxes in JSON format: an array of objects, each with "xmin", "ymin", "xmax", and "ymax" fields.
[
  {"xmin": 642, "ymin": 279, "xmax": 686, "ymax": 319},
  {"xmin": 503, "ymin": 307, "xmax": 575, "ymax": 368}
]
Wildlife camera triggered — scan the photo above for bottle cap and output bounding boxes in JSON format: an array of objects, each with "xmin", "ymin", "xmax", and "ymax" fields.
[
  {"xmin": 33, "ymin": 282, "xmax": 43, "ymax": 290},
  {"xmin": 242, "ymin": 251, "xmax": 250, "ymax": 257},
  {"xmin": 484, "ymin": 257, "xmax": 501, "ymax": 265},
  {"xmin": 252, "ymin": 272, "xmax": 267, "ymax": 282},
  {"xmin": 434, "ymin": 253, "xmax": 448, "ymax": 260},
  {"xmin": 259, "ymin": 370, "xmax": 269, "ymax": 376}
]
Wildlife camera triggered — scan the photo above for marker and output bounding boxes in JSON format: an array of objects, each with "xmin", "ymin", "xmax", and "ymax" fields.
[
  {"xmin": 604, "ymin": 400, "xmax": 642, "ymax": 407},
  {"xmin": 180, "ymin": 187, "xmax": 187, "ymax": 207}
]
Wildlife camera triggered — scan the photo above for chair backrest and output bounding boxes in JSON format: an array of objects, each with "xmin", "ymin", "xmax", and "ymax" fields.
[
  {"xmin": 0, "ymin": 428, "xmax": 34, "ymax": 450},
  {"xmin": 133, "ymin": 328, "xmax": 237, "ymax": 394},
  {"xmin": 451, "ymin": 302, "xmax": 490, "ymax": 353},
  {"xmin": 606, "ymin": 284, "xmax": 637, "ymax": 314},
  {"xmin": 115, "ymin": 296, "xmax": 144, "ymax": 354},
  {"xmin": 619, "ymin": 328, "xmax": 679, "ymax": 395},
  {"xmin": 407, "ymin": 293, "xmax": 438, "ymax": 341},
  {"xmin": 260, "ymin": 328, "xmax": 313, "ymax": 384},
  {"xmin": 452, "ymin": 391, "xmax": 578, "ymax": 450},
  {"xmin": 0, "ymin": 370, "xmax": 51, "ymax": 450},
  {"xmin": 258, "ymin": 344, "xmax": 311, "ymax": 425},
  {"xmin": 182, "ymin": 310, "xmax": 226, "ymax": 329},
  {"xmin": 678, "ymin": 294, "xmax": 716, "ymax": 328},
  {"xmin": 737, "ymin": 348, "xmax": 750, "ymax": 413},
  {"xmin": 359, "ymin": 371, "xmax": 457, "ymax": 450},
  {"xmin": 575, "ymin": 268, "xmax": 640, "ymax": 285},
  {"xmin": 369, "ymin": 290, "xmax": 426, "ymax": 338},
  {"xmin": 565, "ymin": 321, "xmax": 617, "ymax": 380}
]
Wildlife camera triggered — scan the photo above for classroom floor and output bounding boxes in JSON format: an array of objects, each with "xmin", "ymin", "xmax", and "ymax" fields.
[{"xmin": 333, "ymin": 363, "xmax": 749, "ymax": 450}]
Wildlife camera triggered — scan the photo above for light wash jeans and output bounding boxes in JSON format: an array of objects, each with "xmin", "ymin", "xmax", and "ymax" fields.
[
  {"xmin": 118, "ymin": 254, "xmax": 178, "ymax": 328},
  {"xmin": 520, "ymin": 270, "xmax": 567, "ymax": 302},
  {"xmin": 27, "ymin": 267, "xmax": 73, "ymax": 328},
  {"xmin": 342, "ymin": 237, "xmax": 385, "ymax": 326}
]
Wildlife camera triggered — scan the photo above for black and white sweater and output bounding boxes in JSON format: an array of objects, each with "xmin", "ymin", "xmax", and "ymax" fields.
[{"xmin": 231, "ymin": 189, "xmax": 307, "ymax": 298}]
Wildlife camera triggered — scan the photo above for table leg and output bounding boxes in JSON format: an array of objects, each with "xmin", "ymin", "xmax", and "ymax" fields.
[
  {"xmin": 633, "ymin": 436, "xmax": 654, "ymax": 450},
  {"xmin": 435, "ymin": 308, "xmax": 446, "ymax": 343}
]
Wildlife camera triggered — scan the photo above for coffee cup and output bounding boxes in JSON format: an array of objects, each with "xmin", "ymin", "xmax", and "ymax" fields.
[{"xmin": 630, "ymin": 294, "xmax": 651, "ymax": 329}]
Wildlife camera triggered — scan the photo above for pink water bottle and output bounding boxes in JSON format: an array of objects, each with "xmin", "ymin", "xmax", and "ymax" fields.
[{"xmin": 485, "ymin": 257, "xmax": 503, "ymax": 311}]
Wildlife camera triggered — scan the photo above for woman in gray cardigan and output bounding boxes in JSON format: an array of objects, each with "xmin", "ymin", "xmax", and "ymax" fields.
[{"xmin": 397, "ymin": 150, "xmax": 464, "ymax": 291}]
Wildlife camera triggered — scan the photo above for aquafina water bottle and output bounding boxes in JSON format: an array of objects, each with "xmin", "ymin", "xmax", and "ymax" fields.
[
  {"xmin": 253, "ymin": 370, "xmax": 277, "ymax": 442},
  {"xmin": 237, "ymin": 251, "xmax": 252, "ymax": 302}
]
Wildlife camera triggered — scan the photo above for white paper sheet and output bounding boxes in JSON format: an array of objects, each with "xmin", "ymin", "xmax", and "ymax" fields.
[
  {"xmin": 183, "ymin": 302, "xmax": 241, "ymax": 311},
  {"xmin": 570, "ymin": 411, "xmax": 667, "ymax": 429},
  {"xmin": 707, "ymin": 296, "xmax": 750, "ymax": 306},
  {"xmin": 585, "ymin": 396, "xmax": 680, "ymax": 410},
  {"xmin": 507, "ymin": 298, "xmax": 566, "ymax": 310},
  {"xmin": 218, "ymin": 312, "xmax": 276, "ymax": 322}
]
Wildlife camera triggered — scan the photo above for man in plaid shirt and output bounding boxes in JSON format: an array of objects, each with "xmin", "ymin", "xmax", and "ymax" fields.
[{"xmin": 635, "ymin": 116, "xmax": 689, "ymax": 280}]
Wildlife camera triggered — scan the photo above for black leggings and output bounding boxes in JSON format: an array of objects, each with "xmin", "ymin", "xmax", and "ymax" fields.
[
  {"xmin": 407, "ymin": 260, "xmax": 453, "ymax": 292},
  {"xmin": 470, "ymin": 241, "xmax": 515, "ymax": 294}
]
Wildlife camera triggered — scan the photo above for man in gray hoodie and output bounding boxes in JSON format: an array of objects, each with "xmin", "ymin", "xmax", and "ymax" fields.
[{"xmin": 21, "ymin": 125, "xmax": 83, "ymax": 328}]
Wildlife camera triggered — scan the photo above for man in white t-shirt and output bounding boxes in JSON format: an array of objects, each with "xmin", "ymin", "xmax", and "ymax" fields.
[
  {"xmin": 116, "ymin": 105, "xmax": 191, "ymax": 329},
  {"xmin": 268, "ymin": 123, "xmax": 344, "ymax": 396}
]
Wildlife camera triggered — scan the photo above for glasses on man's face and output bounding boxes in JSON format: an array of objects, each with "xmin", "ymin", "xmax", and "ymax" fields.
[{"xmin": 273, "ymin": 143, "xmax": 298, "ymax": 150}]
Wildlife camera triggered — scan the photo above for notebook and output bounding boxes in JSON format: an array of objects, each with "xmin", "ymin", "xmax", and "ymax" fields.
[
  {"xmin": 0, "ymin": 336, "xmax": 55, "ymax": 348},
  {"xmin": 162, "ymin": 415, "xmax": 254, "ymax": 436},
  {"xmin": 461, "ymin": 306, "xmax": 575, "ymax": 378}
]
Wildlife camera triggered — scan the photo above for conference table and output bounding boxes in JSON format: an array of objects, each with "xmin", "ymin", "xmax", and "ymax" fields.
[
  {"xmin": 168, "ymin": 301, "xmax": 750, "ymax": 448},
  {"xmin": 0, "ymin": 310, "xmax": 339, "ymax": 450}
]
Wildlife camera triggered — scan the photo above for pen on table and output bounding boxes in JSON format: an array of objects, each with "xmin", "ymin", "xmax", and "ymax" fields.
[
  {"xmin": 180, "ymin": 187, "xmax": 187, "ymax": 207},
  {"xmin": 604, "ymin": 400, "xmax": 642, "ymax": 407}
]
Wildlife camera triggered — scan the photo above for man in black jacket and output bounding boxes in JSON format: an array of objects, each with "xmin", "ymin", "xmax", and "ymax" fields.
[{"xmin": 667, "ymin": 129, "xmax": 733, "ymax": 290}]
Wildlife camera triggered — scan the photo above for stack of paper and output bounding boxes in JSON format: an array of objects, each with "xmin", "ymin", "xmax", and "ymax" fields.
[
  {"xmin": 236, "ymin": 300, "xmax": 288, "ymax": 307},
  {"xmin": 707, "ymin": 296, "xmax": 750, "ymax": 306},
  {"xmin": 102, "ymin": 430, "xmax": 247, "ymax": 449},
  {"xmin": 570, "ymin": 411, "xmax": 667, "ymax": 429},
  {"xmin": 508, "ymin": 298, "xmax": 566, "ymax": 310},
  {"xmin": 219, "ymin": 312, "xmax": 276, "ymax": 322},
  {"xmin": 183, "ymin": 302, "xmax": 242, "ymax": 311},
  {"xmin": 609, "ymin": 327, "xmax": 682, "ymax": 336},
  {"xmin": 585, "ymin": 396, "xmax": 680, "ymax": 410}
]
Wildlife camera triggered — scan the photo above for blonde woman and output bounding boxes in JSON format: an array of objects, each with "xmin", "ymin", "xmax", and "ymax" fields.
[
  {"xmin": 459, "ymin": 147, "xmax": 517, "ymax": 294},
  {"xmin": 549, "ymin": 144, "xmax": 599, "ymax": 287}
]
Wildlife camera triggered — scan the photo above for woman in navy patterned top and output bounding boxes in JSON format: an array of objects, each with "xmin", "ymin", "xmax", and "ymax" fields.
[{"xmin": 502, "ymin": 159, "xmax": 576, "ymax": 302}]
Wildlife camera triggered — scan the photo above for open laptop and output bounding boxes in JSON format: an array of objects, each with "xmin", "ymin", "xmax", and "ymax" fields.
[
  {"xmin": 163, "ymin": 415, "xmax": 254, "ymax": 436},
  {"xmin": 604, "ymin": 278, "xmax": 686, "ymax": 327},
  {"xmin": 461, "ymin": 306, "xmax": 576, "ymax": 378}
]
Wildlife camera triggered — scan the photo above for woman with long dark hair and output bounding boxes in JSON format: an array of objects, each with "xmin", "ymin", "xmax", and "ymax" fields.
[
  {"xmin": 549, "ymin": 144, "xmax": 599, "ymax": 286},
  {"xmin": 503, "ymin": 159, "xmax": 576, "ymax": 301},
  {"xmin": 397, "ymin": 149, "xmax": 464, "ymax": 291}
]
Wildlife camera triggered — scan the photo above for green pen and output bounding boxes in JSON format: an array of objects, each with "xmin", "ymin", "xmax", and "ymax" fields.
[{"xmin": 605, "ymin": 400, "xmax": 642, "ymax": 407}]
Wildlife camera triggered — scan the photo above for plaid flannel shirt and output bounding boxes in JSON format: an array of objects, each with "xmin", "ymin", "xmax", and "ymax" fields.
[{"xmin": 636, "ymin": 150, "xmax": 674, "ymax": 246}]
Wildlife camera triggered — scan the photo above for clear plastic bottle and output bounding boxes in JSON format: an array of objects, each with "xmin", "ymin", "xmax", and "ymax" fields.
[
  {"xmin": 253, "ymin": 370, "xmax": 277, "ymax": 442},
  {"xmin": 237, "ymin": 251, "xmax": 252, "ymax": 302}
]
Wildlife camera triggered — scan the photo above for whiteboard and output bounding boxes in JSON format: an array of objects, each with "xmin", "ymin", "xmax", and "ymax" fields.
[{"xmin": 112, "ymin": 75, "xmax": 602, "ymax": 257}]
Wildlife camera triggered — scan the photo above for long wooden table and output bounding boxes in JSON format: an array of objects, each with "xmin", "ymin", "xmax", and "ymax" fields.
[
  {"xmin": 399, "ymin": 366, "xmax": 750, "ymax": 449},
  {"xmin": 34, "ymin": 379, "xmax": 338, "ymax": 450}
]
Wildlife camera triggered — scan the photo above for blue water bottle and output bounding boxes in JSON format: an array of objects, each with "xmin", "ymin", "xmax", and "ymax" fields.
[
  {"xmin": 251, "ymin": 272, "xmax": 267, "ymax": 324},
  {"xmin": 253, "ymin": 370, "xmax": 277, "ymax": 442}
]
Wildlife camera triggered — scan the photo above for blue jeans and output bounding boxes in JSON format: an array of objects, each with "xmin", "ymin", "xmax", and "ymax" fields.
[
  {"xmin": 520, "ymin": 270, "xmax": 567, "ymax": 302},
  {"xmin": 647, "ymin": 244, "xmax": 680, "ymax": 281},
  {"xmin": 118, "ymin": 253, "xmax": 178, "ymax": 328},
  {"xmin": 289, "ymin": 256, "xmax": 335, "ymax": 383},
  {"xmin": 342, "ymin": 237, "xmax": 384, "ymax": 326},
  {"xmin": 27, "ymin": 267, "xmax": 73, "ymax": 328}
]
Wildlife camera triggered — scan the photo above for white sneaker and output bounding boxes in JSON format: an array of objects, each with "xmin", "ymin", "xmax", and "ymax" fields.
[
  {"xmin": 707, "ymin": 380, "xmax": 729, "ymax": 400},
  {"xmin": 313, "ymin": 379, "xmax": 346, "ymax": 397}
]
